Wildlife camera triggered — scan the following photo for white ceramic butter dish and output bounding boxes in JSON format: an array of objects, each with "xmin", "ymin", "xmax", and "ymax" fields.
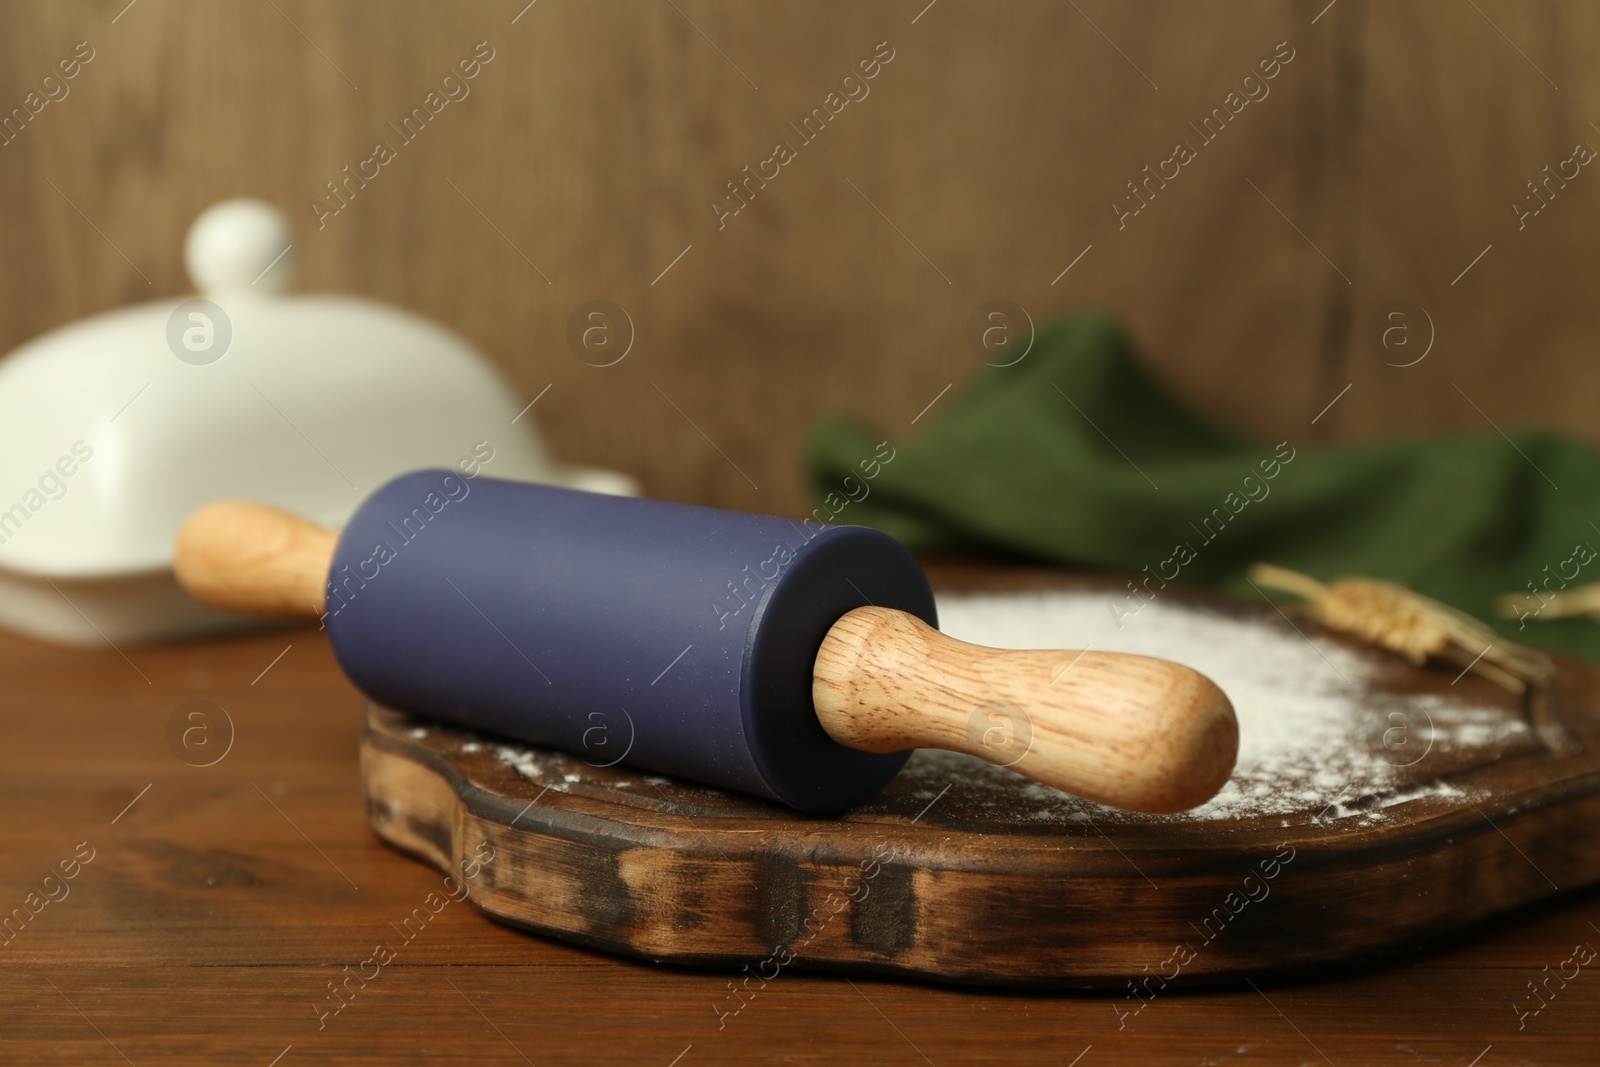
[{"xmin": 0, "ymin": 199, "xmax": 633, "ymax": 646}]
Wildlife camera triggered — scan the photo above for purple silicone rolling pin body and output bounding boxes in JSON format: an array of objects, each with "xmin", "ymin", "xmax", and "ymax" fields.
[{"xmin": 324, "ymin": 470, "xmax": 937, "ymax": 811}]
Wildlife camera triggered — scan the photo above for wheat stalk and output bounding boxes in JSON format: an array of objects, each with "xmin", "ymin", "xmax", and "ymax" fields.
[{"xmin": 1249, "ymin": 563, "xmax": 1553, "ymax": 694}]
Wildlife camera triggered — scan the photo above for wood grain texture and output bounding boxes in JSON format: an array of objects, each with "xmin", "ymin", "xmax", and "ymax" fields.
[
  {"xmin": 1336, "ymin": 0, "xmax": 1600, "ymax": 445},
  {"xmin": 174, "ymin": 500, "xmax": 336, "ymax": 617},
  {"xmin": 6, "ymin": 0, "xmax": 1553, "ymax": 522},
  {"xmin": 0, "ymin": 560, "xmax": 1598, "ymax": 1063},
  {"xmin": 812, "ymin": 604, "xmax": 1238, "ymax": 812}
]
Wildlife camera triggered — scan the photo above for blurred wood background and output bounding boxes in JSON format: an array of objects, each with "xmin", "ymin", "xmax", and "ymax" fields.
[{"xmin": 0, "ymin": 0, "xmax": 1593, "ymax": 518}]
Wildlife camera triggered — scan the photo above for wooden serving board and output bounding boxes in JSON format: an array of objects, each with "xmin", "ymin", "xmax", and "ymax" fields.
[{"xmin": 360, "ymin": 567, "xmax": 1600, "ymax": 987}]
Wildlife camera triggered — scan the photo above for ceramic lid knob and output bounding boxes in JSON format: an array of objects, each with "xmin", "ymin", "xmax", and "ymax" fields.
[{"xmin": 184, "ymin": 199, "xmax": 295, "ymax": 295}]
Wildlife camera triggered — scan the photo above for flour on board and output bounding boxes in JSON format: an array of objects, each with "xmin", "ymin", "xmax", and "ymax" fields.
[{"xmin": 918, "ymin": 590, "xmax": 1525, "ymax": 823}]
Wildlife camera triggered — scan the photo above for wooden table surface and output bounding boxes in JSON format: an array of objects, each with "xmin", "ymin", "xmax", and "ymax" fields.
[{"xmin": 4, "ymin": 594, "xmax": 1600, "ymax": 1065}]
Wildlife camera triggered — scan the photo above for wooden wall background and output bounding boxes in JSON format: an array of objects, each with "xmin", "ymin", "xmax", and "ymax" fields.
[{"xmin": 1, "ymin": 0, "xmax": 1595, "ymax": 518}]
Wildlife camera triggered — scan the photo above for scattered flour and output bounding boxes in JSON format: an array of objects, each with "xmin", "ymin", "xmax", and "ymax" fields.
[
  {"xmin": 485, "ymin": 743, "xmax": 594, "ymax": 795},
  {"xmin": 926, "ymin": 590, "xmax": 1529, "ymax": 823},
  {"xmin": 494, "ymin": 744, "xmax": 547, "ymax": 781}
]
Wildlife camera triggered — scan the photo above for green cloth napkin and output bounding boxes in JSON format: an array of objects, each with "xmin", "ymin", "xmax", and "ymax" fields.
[{"xmin": 807, "ymin": 311, "xmax": 1600, "ymax": 666}]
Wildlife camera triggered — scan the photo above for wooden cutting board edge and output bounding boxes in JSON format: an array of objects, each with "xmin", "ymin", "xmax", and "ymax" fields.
[{"xmin": 360, "ymin": 696, "xmax": 1600, "ymax": 988}]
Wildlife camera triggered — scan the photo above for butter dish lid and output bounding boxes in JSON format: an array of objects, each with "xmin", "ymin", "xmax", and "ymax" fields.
[{"xmin": 0, "ymin": 199, "xmax": 631, "ymax": 580}]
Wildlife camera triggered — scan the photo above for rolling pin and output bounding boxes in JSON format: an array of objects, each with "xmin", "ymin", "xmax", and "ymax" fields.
[{"xmin": 174, "ymin": 470, "xmax": 1237, "ymax": 813}]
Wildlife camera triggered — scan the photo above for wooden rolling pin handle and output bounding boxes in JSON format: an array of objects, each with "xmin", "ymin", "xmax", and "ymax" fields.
[
  {"xmin": 174, "ymin": 500, "xmax": 336, "ymax": 618},
  {"xmin": 813, "ymin": 607, "xmax": 1239, "ymax": 814}
]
